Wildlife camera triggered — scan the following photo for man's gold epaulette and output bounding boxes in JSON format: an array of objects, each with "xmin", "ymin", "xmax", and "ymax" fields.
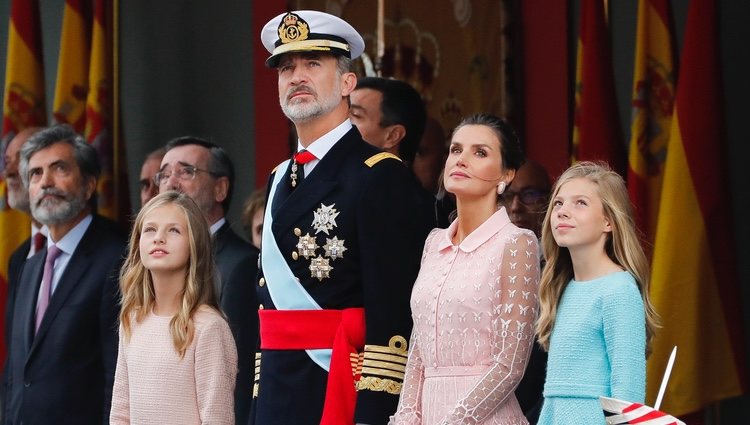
[
  {"xmin": 365, "ymin": 152, "xmax": 401, "ymax": 167},
  {"xmin": 355, "ymin": 335, "xmax": 408, "ymax": 395}
]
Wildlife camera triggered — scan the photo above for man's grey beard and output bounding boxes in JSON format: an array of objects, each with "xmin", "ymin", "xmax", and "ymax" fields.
[
  {"xmin": 31, "ymin": 187, "xmax": 88, "ymax": 226},
  {"xmin": 6, "ymin": 179, "xmax": 30, "ymax": 213},
  {"xmin": 280, "ymin": 83, "xmax": 342, "ymax": 123}
]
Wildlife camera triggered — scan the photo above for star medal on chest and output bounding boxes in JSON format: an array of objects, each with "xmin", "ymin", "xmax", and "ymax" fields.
[
  {"xmin": 312, "ymin": 203, "xmax": 339, "ymax": 235},
  {"xmin": 296, "ymin": 233, "xmax": 319, "ymax": 259},
  {"xmin": 309, "ymin": 256, "xmax": 333, "ymax": 281},
  {"xmin": 323, "ymin": 236, "xmax": 347, "ymax": 260}
]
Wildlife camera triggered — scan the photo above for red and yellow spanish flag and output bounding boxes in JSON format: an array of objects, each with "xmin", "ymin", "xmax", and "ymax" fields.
[
  {"xmin": 1, "ymin": 0, "xmax": 47, "ymax": 361},
  {"xmin": 571, "ymin": 0, "xmax": 626, "ymax": 176},
  {"xmin": 53, "ymin": 0, "xmax": 91, "ymax": 133},
  {"xmin": 647, "ymin": 0, "xmax": 747, "ymax": 415},
  {"xmin": 85, "ymin": 0, "xmax": 128, "ymax": 223},
  {"xmin": 627, "ymin": 0, "xmax": 675, "ymax": 247}
]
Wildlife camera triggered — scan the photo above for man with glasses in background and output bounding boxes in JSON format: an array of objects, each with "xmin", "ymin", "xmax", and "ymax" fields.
[
  {"xmin": 499, "ymin": 159, "xmax": 550, "ymax": 240},
  {"xmin": 138, "ymin": 147, "xmax": 165, "ymax": 207},
  {"xmin": 157, "ymin": 136, "xmax": 258, "ymax": 425},
  {"xmin": 499, "ymin": 158, "xmax": 550, "ymax": 424}
]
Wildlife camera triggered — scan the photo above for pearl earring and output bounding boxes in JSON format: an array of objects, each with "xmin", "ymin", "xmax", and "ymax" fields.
[{"xmin": 497, "ymin": 182, "xmax": 506, "ymax": 195}]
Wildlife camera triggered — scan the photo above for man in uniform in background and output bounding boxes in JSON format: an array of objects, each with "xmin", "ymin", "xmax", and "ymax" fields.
[
  {"xmin": 349, "ymin": 76, "xmax": 439, "ymax": 227},
  {"xmin": 252, "ymin": 10, "xmax": 432, "ymax": 425},
  {"xmin": 350, "ymin": 76, "xmax": 426, "ymax": 170}
]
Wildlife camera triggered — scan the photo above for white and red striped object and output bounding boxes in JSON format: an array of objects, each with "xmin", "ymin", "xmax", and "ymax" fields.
[{"xmin": 599, "ymin": 396, "xmax": 686, "ymax": 425}]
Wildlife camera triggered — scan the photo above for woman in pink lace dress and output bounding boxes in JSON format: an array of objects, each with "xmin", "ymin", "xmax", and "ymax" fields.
[{"xmin": 391, "ymin": 114, "xmax": 540, "ymax": 425}]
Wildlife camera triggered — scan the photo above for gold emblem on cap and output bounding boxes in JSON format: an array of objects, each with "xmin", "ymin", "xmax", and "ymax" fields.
[{"xmin": 278, "ymin": 12, "xmax": 309, "ymax": 45}]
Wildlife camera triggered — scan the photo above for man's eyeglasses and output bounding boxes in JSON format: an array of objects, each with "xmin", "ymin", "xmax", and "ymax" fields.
[
  {"xmin": 154, "ymin": 165, "xmax": 218, "ymax": 186},
  {"xmin": 499, "ymin": 188, "xmax": 549, "ymax": 206}
]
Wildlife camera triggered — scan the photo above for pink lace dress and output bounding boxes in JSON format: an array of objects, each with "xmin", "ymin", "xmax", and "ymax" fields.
[{"xmin": 391, "ymin": 208, "xmax": 540, "ymax": 425}]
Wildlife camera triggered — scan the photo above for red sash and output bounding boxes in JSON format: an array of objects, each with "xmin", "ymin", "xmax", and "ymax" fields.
[{"xmin": 259, "ymin": 308, "xmax": 366, "ymax": 425}]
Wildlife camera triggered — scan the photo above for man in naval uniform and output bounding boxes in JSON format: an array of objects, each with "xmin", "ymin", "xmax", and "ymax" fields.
[{"xmin": 252, "ymin": 10, "xmax": 434, "ymax": 425}]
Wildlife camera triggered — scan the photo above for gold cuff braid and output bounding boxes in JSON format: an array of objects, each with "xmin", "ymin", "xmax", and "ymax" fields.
[
  {"xmin": 356, "ymin": 376, "xmax": 402, "ymax": 394},
  {"xmin": 356, "ymin": 335, "xmax": 408, "ymax": 394},
  {"xmin": 253, "ymin": 352, "xmax": 261, "ymax": 398}
]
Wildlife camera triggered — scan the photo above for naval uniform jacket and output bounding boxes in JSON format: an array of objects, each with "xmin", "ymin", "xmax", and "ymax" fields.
[{"xmin": 251, "ymin": 127, "xmax": 433, "ymax": 425}]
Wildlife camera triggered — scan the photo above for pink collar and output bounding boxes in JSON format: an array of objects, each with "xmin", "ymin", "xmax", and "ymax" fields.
[{"xmin": 437, "ymin": 208, "xmax": 512, "ymax": 253}]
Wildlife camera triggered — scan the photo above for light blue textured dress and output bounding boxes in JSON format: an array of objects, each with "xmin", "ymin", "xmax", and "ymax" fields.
[{"xmin": 537, "ymin": 271, "xmax": 646, "ymax": 425}]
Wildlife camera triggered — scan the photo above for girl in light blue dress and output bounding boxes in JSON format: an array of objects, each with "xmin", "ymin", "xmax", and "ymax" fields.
[{"xmin": 535, "ymin": 162, "xmax": 659, "ymax": 424}]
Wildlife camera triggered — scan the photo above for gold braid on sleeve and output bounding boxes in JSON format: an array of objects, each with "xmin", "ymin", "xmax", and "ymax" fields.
[
  {"xmin": 355, "ymin": 335, "xmax": 408, "ymax": 395},
  {"xmin": 253, "ymin": 352, "xmax": 261, "ymax": 398}
]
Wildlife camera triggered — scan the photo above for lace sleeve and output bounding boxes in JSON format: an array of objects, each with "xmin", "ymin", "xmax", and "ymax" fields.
[
  {"xmin": 441, "ymin": 231, "xmax": 540, "ymax": 424},
  {"xmin": 389, "ymin": 331, "xmax": 425, "ymax": 424},
  {"xmin": 390, "ymin": 229, "xmax": 441, "ymax": 425}
]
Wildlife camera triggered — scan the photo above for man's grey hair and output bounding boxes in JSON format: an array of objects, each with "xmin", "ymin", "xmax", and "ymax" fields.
[
  {"xmin": 336, "ymin": 56, "xmax": 354, "ymax": 76},
  {"xmin": 19, "ymin": 124, "xmax": 101, "ymax": 189},
  {"xmin": 164, "ymin": 136, "xmax": 235, "ymax": 213}
]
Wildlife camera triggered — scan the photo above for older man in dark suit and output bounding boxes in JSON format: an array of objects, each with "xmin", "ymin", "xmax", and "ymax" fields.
[
  {"xmin": 156, "ymin": 136, "xmax": 258, "ymax": 425},
  {"xmin": 4, "ymin": 125, "xmax": 125, "ymax": 425}
]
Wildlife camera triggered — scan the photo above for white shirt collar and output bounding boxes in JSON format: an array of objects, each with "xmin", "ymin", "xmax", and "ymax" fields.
[
  {"xmin": 210, "ymin": 217, "xmax": 226, "ymax": 235},
  {"xmin": 296, "ymin": 119, "xmax": 352, "ymax": 175},
  {"xmin": 28, "ymin": 223, "xmax": 49, "ymax": 258},
  {"xmin": 31, "ymin": 223, "xmax": 48, "ymax": 238},
  {"xmin": 49, "ymin": 214, "xmax": 93, "ymax": 256}
]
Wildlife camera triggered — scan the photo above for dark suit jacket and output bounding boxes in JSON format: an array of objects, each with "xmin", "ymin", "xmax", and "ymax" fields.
[
  {"xmin": 4, "ymin": 215, "xmax": 125, "ymax": 425},
  {"xmin": 4, "ymin": 239, "xmax": 30, "ymax": 351},
  {"xmin": 252, "ymin": 128, "xmax": 434, "ymax": 425},
  {"xmin": 214, "ymin": 223, "xmax": 259, "ymax": 425},
  {"xmin": 515, "ymin": 341, "xmax": 547, "ymax": 424},
  {"xmin": 1, "ymin": 238, "xmax": 30, "ymax": 409}
]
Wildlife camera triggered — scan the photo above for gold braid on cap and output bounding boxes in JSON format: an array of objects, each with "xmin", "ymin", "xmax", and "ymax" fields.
[
  {"xmin": 356, "ymin": 335, "xmax": 408, "ymax": 395},
  {"xmin": 272, "ymin": 39, "xmax": 350, "ymax": 57}
]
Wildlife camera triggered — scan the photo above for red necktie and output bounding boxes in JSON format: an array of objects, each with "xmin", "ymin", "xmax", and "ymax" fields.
[
  {"xmin": 33, "ymin": 232, "xmax": 47, "ymax": 254},
  {"xmin": 290, "ymin": 150, "xmax": 317, "ymax": 187},
  {"xmin": 294, "ymin": 150, "xmax": 316, "ymax": 164}
]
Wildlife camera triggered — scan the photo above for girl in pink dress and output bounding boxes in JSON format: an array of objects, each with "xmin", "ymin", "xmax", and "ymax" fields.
[
  {"xmin": 111, "ymin": 191, "xmax": 237, "ymax": 424},
  {"xmin": 391, "ymin": 114, "xmax": 540, "ymax": 424}
]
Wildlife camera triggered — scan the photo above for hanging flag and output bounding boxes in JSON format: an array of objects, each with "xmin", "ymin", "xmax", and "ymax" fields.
[
  {"xmin": 648, "ymin": 0, "xmax": 747, "ymax": 415},
  {"xmin": 1, "ymin": 0, "xmax": 47, "ymax": 362},
  {"xmin": 571, "ymin": 0, "xmax": 625, "ymax": 175},
  {"xmin": 85, "ymin": 0, "xmax": 128, "ymax": 223},
  {"xmin": 53, "ymin": 0, "xmax": 90, "ymax": 133},
  {"xmin": 627, "ymin": 0, "xmax": 675, "ymax": 248}
]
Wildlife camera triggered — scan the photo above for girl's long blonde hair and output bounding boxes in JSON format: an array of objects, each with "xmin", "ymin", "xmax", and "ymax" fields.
[
  {"xmin": 535, "ymin": 161, "xmax": 659, "ymax": 356},
  {"xmin": 119, "ymin": 191, "xmax": 219, "ymax": 358}
]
